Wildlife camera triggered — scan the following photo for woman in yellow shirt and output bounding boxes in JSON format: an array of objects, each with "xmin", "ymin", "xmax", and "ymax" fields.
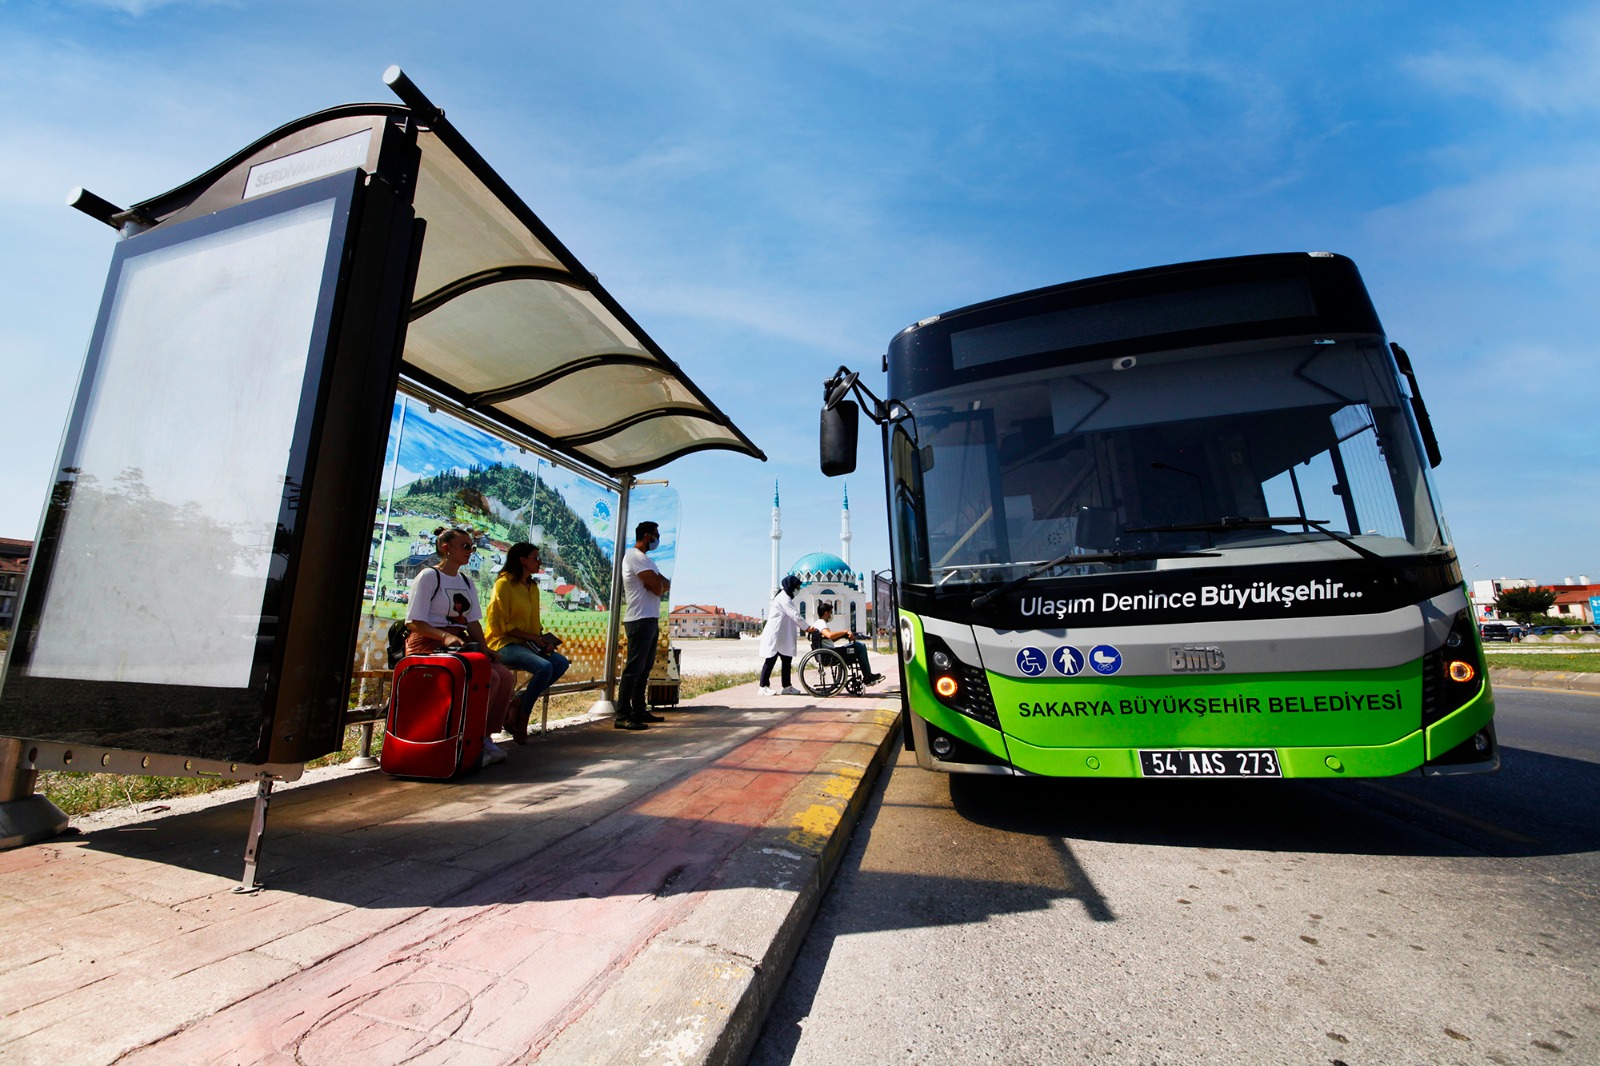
[{"xmin": 484, "ymin": 542, "xmax": 570, "ymax": 743}]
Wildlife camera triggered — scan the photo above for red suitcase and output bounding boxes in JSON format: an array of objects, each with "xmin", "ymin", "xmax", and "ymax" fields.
[{"xmin": 381, "ymin": 650, "xmax": 491, "ymax": 779}]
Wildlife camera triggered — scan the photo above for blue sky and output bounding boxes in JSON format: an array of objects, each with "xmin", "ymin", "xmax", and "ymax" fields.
[{"xmin": 3, "ymin": 1, "xmax": 1598, "ymax": 614}]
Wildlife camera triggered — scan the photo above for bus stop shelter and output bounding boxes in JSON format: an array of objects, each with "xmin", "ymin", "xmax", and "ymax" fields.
[{"xmin": 0, "ymin": 68, "xmax": 765, "ymax": 876}]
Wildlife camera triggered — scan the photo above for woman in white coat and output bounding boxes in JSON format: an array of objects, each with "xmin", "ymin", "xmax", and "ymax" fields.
[{"xmin": 759, "ymin": 575, "xmax": 817, "ymax": 695}]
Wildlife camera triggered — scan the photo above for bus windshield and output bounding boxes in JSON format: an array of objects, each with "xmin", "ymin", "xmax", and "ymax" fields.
[{"xmin": 901, "ymin": 339, "xmax": 1444, "ymax": 587}]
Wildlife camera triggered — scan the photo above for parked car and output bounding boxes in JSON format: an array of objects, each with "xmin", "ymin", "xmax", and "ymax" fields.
[
  {"xmin": 1529, "ymin": 625, "xmax": 1562, "ymax": 636},
  {"xmin": 1479, "ymin": 623, "xmax": 1518, "ymax": 643}
]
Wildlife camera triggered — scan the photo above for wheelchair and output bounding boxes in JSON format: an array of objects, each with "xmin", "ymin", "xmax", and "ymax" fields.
[{"xmin": 797, "ymin": 630, "xmax": 871, "ymax": 697}]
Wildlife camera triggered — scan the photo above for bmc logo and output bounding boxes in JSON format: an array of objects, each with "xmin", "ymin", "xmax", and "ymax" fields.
[{"xmin": 1169, "ymin": 645, "xmax": 1225, "ymax": 672}]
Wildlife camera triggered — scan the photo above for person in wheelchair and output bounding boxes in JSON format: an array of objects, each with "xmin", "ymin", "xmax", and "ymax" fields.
[{"xmin": 814, "ymin": 603, "xmax": 883, "ymax": 685}]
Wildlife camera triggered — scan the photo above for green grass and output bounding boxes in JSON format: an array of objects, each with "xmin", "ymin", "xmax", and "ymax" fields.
[
  {"xmin": 1486, "ymin": 652, "xmax": 1600, "ymax": 674},
  {"xmin": 37, "ymin": 724, "xmax": 382, "ymax": 817},
  {"xmin": 37, "ymin": 670, "xmax": 762, "ymax": 818}
]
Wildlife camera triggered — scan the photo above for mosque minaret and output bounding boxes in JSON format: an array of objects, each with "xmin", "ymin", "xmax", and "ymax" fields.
[
  {"xmin": 769, "ymin": 480, "xmax": 782, "ymax": 597},
  {"xmin": 840, "ymin": 481, "xmax": 852, "ymax": 568}
]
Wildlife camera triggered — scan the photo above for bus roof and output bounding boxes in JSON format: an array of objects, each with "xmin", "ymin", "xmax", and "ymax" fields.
[{"xmin": 889, "ymin": 252, "xmax": 1387, "ymax": 382}]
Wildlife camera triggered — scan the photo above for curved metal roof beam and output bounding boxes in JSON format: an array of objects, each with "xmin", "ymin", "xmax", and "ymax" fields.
[
  {"xmin": 542, "ymin": 404, "xmax": 723, "ymax": 448},
  {"xmin": 408, "ymin": 265, "xmax": 588, "ymax": 322},
  {"xmin": 468, "ymin": 353, "xmax": 670, "ymax": 406},
  {"xmin": 583, "ymin": 438, "xmax": 761, "ymax": 476}
]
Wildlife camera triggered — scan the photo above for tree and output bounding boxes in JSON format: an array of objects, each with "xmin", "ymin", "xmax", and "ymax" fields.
[{"xmin": 1495, "ymin": 586, "xmax": 1557, "ymax": 623}]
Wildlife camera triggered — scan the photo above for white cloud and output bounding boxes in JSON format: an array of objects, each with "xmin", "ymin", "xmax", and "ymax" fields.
[
  {"xmin": 1362, "ymin": 156, "xmax": 1600, "ymax": 280},
  {"xmin": 69, "ymin": 0, "xmax": 237, "ymax": 16},
  {"xmin": 1404, "ymin": 7, "xmax": 1600, "ymax": 116}
]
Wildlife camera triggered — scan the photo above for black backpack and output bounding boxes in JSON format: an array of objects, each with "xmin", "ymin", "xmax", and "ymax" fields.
[{"xmin": 386, "ymin": 618, "xmax": 410, "ymax": 668}]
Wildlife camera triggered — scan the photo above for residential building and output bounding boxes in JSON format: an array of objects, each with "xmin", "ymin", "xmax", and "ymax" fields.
[
  {"xmin": 0, "ymin": 538, "xmax": 30, "ymax": 630},
  {"xmin": 1550, "ymin": 582, "xmax": 1600, "ymax": 624},
  {"xmin": 1471, "ymin": 575, "xmax": 1598, "ymax": 623},
  {"xmin": 667, "ymin": 605, "xmax": 760, "ymax": 638}
]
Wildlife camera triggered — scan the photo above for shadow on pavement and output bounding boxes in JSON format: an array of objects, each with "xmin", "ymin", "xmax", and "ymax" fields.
[{"xmin": 946, "ymin": 743, "xmax": 1600, "ymax": 859}]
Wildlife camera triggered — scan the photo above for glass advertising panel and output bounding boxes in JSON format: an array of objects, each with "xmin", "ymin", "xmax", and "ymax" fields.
[
  {"xmin": 29, "ymin": 199, "xmax": 339, "ymax": 688},
  {"xmin": 0, "ymin": 173, "xmax": 362, "ymax": 761}
]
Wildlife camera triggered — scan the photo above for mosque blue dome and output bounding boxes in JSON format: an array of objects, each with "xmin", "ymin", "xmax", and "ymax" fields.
[
  {"xmin": 788, "ymin": 551, "xmax": 851, "ymax": 575},
  {"xmin": 787, "ymin": 550, "xmax": 851, "ymax": 576}
]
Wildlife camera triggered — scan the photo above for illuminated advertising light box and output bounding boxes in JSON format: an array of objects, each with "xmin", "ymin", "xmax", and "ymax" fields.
[{"xmin": 1, "ymin": 164, "xmax": 418, "ymax": 764}]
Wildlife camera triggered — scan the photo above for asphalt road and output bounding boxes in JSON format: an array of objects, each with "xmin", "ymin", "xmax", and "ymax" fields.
[{"xmin": 752, "ymin": 686, "xmax": 1600, "ymax": 1065}]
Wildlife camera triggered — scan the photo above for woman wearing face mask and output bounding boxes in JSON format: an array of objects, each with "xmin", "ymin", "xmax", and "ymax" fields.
[{"xmin": 758, "ymin": 574, "xmax": 818, "ymax": 695}]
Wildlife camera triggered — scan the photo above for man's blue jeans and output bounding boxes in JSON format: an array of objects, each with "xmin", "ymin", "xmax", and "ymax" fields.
[{"xmin": 497, "ymin": 641, "xmax": 570, "ymax": 719}]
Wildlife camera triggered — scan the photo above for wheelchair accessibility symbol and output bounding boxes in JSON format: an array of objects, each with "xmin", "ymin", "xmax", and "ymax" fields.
[
  {"xmin": 1052, "ymin": 646, "xmax": 1085, "ymax": 676},
  {"xmin": 1016, "ymin": 647, "xmax": 1048, "ymax": 676},
  {"xmin": 1089, "ymin": 645, "xmax": 1123, "ymax": 675}
]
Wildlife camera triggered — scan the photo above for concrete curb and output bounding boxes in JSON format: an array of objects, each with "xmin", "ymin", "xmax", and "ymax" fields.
[
  {"xmin": 1491, "ymin": 668, "xmax": 1600, "ymax": 696},
  {"xmin": 533, "ymin": 705, "xmax": 902, "ymax": 1065}
]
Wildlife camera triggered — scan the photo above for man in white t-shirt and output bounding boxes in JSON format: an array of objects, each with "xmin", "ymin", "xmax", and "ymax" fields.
[{"xmin": 618, "ymin": 520, "xmax": 670, "ymax": 729}]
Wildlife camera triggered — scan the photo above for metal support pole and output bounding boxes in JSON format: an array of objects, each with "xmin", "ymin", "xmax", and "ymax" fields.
[
  {"xmin": 233, "ymin": 775, "xmax": 275, "ymax": 894},
  {"xmin": 592, "ymin": 475, "xmax": 632, "ymax": 717},
  {"xmin": 372, "ymin": 397, "xmax": 409, "ymax": 608},
  {"xmin": 539, "ymin": 692, "xmax": 550, "ymax": 736},
  {"xmin": 347, "ymin": 722, "xmax": 379, "ymax": 769},
  {"xmin": 0, "ymin": 737, "xmax": 70, "ymax": 851}
]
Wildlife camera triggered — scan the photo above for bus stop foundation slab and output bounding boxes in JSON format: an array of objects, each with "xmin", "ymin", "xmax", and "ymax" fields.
[{"xmin": 0, "ymin": 686, "xmax": 899, "ymax": 1066}]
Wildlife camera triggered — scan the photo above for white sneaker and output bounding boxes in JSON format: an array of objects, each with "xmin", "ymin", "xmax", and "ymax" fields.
[
  {"xmin": 480, "ymin": 738, "xmax": 508, "ymax": 766},
  {"xmin": 780, "ymin": 685, "xmax": 802, "ymax": 695},
  {"xmin": 758, "ymin": 686, "xmax": 776, "ymax": 696}
]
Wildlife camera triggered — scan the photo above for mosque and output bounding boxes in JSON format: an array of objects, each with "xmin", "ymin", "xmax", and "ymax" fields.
[{"xmin": 768, "ymin": 481, "xmax": 871, "ymax": 636}]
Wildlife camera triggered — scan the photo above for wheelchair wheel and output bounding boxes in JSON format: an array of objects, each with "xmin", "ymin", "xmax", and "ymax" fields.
[{"xmin": 799, "ymin": 648, "xmax": 848, "ymax": 696}]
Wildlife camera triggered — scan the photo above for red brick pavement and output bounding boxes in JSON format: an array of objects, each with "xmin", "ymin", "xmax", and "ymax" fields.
[{"xmin": 0, "ymin": 690, "xmax": 898, "ymax": 1065}]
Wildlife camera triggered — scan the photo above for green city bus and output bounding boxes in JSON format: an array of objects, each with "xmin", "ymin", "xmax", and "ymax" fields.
[{"xmin": 820, "ymin": 252, "xmax": 1496, "ymax": 778}]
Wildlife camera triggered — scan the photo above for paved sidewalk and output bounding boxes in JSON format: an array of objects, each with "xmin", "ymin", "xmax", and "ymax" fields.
[{"xmin": 0, "ymin": 683, "xmax": 901, "ymax": 1065}]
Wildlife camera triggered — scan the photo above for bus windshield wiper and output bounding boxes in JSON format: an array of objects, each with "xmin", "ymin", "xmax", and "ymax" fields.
[
  {"xmin": 970, "ymin": 548, "xmax": 1219, "ymax": 609},
  {"xmin": 1124, "ymin": 516, "xmax": 1389, "ymax": 565}
]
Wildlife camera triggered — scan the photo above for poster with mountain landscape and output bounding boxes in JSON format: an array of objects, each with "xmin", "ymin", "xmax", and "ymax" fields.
[{"xmin": 350, "ymin": 399, "xmax": 678, "ymax": 694}]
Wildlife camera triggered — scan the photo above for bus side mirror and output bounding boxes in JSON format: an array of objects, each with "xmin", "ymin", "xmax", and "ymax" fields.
[
  {"xmin": 1391, "ymin": 343, "xmax": 1443, "ymax": 468},
  {"xmin": 821, "ymin": 400, "xmax": 859, "ymax": 476}
]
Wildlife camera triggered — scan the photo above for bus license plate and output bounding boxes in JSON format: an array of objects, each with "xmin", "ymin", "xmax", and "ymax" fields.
[{"xmin": 1139, "ymin": 749, "xmax": 1281, "ymax": 778}]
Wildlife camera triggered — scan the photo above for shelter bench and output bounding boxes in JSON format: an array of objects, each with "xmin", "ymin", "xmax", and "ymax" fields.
[{"xmin": 343, "ymin": 667, "xmax": 557, "ymax": 767}]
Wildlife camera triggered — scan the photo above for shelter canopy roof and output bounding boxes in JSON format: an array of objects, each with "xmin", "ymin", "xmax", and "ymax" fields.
[{"xmin": 120, "ymin": 86, "xmax": 764, "ymax": 478}]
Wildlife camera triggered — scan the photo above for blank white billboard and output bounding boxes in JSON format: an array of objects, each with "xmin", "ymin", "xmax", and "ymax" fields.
[{"xmin": 29, "ymin": 197, "xmax": 338, "ymax": 688}]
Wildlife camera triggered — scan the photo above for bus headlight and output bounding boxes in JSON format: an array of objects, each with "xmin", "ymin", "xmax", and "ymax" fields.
[
  {"xmin": 922, "ymin": 634, "xmax": 999, "ymax": 729},
  {"xmin": 1425, "ymin": 608, "xmax": 1485, "ymax": 727}
]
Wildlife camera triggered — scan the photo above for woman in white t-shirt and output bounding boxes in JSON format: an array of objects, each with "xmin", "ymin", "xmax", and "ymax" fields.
[{"xmin": 404, "ymin": 527, "xmax": 516, "ymax": 765}]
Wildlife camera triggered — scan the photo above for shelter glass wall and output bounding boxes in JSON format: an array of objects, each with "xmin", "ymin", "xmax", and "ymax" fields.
[{"xmin": 352, "ymin": 399, "xmax": 680, "ymax": 699}]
